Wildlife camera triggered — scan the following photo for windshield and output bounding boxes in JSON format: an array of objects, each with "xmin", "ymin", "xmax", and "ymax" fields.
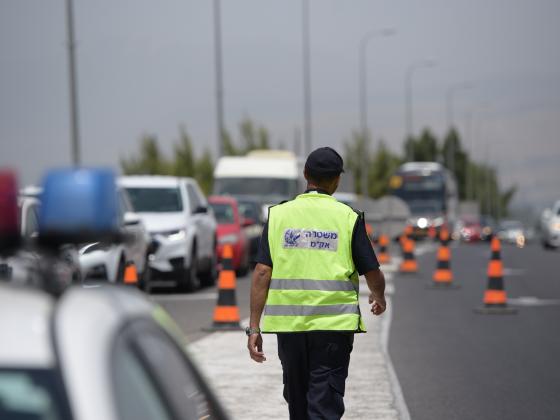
[
  {"xmin": 0, "ymin": 369, "xmax": 72, "ymax": 420},
  {"xmin": 213, "ymin": 178, "xmax": 298, "ymax": 199},
  {"xmin": 390, "ymin": 173, "xmax": 446, "ymax": 215},
  {"xmin": 209, "ymin": 203, "xmax": 235, "ymax": 224},
  {"xmin": 125, "ymin": 187, "xmax": 183, "ymax": 213}
]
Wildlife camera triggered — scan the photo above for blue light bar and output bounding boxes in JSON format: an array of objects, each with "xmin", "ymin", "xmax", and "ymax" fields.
[{"xmin": 39, "ymin": 168, "xmax": 119, "ymax": 244}]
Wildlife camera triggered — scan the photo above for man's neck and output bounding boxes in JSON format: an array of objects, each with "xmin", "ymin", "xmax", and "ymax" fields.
[{"xmin": 305, "ymin": 184, "xmax": 332, "ymax": 195}]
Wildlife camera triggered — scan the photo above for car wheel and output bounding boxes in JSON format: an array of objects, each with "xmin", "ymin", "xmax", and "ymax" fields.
[
  {"xmin": 200, "ymin": 248, "xmax": 218, "ymax": 287},
  {"xmin": 116, "ymin": 257, "xmax": 126, "ymax": 283},
  {"xmin": 178, "ymin": 251, "xmax": 200, "ymax": 293},
  {"xmin": 140, "ymin": 262, "xmax": 152, "ymax": 293},
  {"xmin": 236, "ymin": 250, "xmax": 250, "ymax": 277}
]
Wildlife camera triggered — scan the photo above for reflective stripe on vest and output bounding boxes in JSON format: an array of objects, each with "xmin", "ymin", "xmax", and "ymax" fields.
[{"xmin": 262, "ymin": 192, "xmax": 366, "ymax": 333}]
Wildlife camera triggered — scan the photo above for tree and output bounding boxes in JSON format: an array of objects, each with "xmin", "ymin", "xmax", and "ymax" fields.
[
  {"xmin": 195, "ymin": 149, "xmax": 214, "ymax": 195},
  {"xmin": 343, "ymin": 131, "xmax": 368, "ymax": 195},
  {"xmin": 172, "ymin": 127, "xmax": 195, "ymax": 177},
  {"xmin": 368, "ymin": 141, "xmax": 402, "ymax": 198},
  {"xmin": 121, "ymin": 134, "xmax": 171, "ymax": 175}
]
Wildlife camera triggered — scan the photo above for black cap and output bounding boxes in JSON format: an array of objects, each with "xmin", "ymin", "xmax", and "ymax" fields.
[{"xmin": 304, "ymin": 147, "xmax": 345, "ymax": 176}]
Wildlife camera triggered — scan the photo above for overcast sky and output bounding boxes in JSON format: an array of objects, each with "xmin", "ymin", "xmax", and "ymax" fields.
[{"xmin": 1, "ymin": 0, "xmax": 559, "ymax": 210}]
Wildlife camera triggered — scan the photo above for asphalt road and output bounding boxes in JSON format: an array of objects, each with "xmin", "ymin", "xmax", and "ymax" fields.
[
  {"xmin": 150, "ymin": 273, "xmax": 252, "ymax": 342},
  {"xmin": 389, "ymin": 240, "xmax": 560, "ymax": 420}
]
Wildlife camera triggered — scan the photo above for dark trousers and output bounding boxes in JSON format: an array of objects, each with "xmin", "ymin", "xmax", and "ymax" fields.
[{"xmin": 277, "ymin": 332, "xmax": 354, "ymax": 420}]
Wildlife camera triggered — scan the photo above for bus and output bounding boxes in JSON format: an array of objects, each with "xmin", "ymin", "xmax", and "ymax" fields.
[{"xmin": 388, "ymin": 162, "xmax": 458, "ymax": 237}]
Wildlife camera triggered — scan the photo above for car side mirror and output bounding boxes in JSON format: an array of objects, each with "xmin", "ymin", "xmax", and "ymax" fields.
[
  {"xmin": 194, "ymin": 205, "xmax": 208, "ymax": 215},
  {"xmin": 241, "ymin": 217, "xmax": 255, "ymax": 227},
  {"xmin": 124, "ymin": 212, "xmax": 141, "ymax": 226}
]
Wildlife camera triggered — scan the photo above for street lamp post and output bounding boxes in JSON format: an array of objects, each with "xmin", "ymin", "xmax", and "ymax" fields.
[
  {"xmin": 405, "ymin": 59, "xmax": 435, "ymax": 161},
  {"xmin": 445, "ymin": 82, "xmax": 472, "ymax": 172},
  {"xmin": 358, "ymin": 28, "xmax": 395, "ymax": 196},
  {"xmin": 301, "ymin": 0, "xmax": 312, "ymax": 156},
  {"xmin": 213, "ymin": 0, "xmax": 225, "ymax": 158},
  {"xmin": 65, "ymin": 0, "xmax": 80, "ymax": 166}
]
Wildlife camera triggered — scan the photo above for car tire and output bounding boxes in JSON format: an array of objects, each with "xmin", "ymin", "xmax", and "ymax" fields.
[
  {"xmin": 200, "ymin": 246, "xmax": 218, "ymax": 287},
  {"xmin": 140, "ymin": 262, "xmax": 153, "ymax": 293},
  {"xmin": 178, "ymin": 251, "xmax": 200, "ymax": 293},
  {"xmin": 116, "ymin": 257, "xmax": 126, "ymax": 283},
  {"xmin": 236, "ymin": 250, "xmax": 250, "ymax": 277}
]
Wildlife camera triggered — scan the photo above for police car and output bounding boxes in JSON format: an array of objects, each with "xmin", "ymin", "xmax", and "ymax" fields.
[{"xmin": 0, "ymin": 169, "xmax": 229, "ymax": 420}]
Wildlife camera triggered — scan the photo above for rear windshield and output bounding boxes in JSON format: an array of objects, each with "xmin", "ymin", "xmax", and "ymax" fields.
[
  {"xmin": 209, "ymin": 203, "xmax": 235, "ymax": 224},
  {"xmin": 125, "ymin": 188, "xmax": 183, "ymax": 213},
  {"xmin": 0, "ymin": 369, "xmax": 72, "ymax": 420}
]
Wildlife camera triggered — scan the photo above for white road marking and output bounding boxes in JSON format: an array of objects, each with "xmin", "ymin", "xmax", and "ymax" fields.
[
  {"xmin": 508, "ymin": 296, "xmax": 560, "ymax": 306},
  {"xmin": 152, "ymin": 292, "xmax": 218, "ymax": 302},
  {"xmin": 502, "ymin": 268, "xmax": 527, "ymax": 276}
]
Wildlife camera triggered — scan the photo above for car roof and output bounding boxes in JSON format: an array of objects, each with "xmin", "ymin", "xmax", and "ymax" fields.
[
  {"xmin": 119, "ymin": 175, "xmax": 196, "ymax": 188},
  {"xmin": 208, "ymin": 195, "xmax": 238, "ymax": 205},
  {"xmin": 0, "ymin": 284, "xmax": 55, "ymax": 367},
  {"xmin": 214, "ymin": 156, "xmax": 299, "ymax": 179}
]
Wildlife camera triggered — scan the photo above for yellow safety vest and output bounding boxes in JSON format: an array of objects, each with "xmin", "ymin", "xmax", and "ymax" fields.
[{"xmin": 262, "ymin": 192, "xmax": 366, "ymax": 333}]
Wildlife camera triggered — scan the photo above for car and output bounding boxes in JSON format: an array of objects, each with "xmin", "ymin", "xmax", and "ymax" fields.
[
  {"xmin": 0, "ymin": 195, "xmax": 81, "ymax": 289},
  {"xmin": 208, "ymin": 196, "xmax": 251, "ymax": 275},
  {"xmin": 497, "ymin": 220, "xmax": 527, "ymax": 247},
  {"xmin": 479, "ymin": 215, "xmax": 497, "ymax": 241},
  {"xmin": 79, "ymin": 188, "xmax": 150, "ymax": 287},
  {"xmin": 119, "ymin": 176, "xmax": 217, "ymax": 292},
  {"xmin": 458, "ymin": 217, "xmax": 482, "ymax": 242},
  {"xmin": 236, "ymin": 198, "xmax": 264, "ymax": 264},
  {"xmin": 0, "ymin": 283, "xmax": 229, "ymax": 420},
  {"xmin": 540, "ymin": 200, "xmax": 560, "ymax": 250},
  {"xmin": 0, "ymin": 167, "xmax": 230, "ymax": 420}
]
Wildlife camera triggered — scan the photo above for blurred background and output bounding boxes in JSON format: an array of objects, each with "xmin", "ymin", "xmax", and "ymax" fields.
[{"xmin": 1, "ymin": 0, "xmax": 559, "ymax": 221}]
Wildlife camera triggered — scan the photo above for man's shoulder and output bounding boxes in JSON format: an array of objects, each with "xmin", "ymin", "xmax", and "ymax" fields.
[{"xmin": 332, "ymin": 200, "xmax": 363, "ymax": 219}]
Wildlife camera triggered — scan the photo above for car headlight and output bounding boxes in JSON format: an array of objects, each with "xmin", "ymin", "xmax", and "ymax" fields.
[
  {"xmin": 165, "ymin": 229, "xmax": 186, "ymax": 241},
  {"xmin": 219, "ymin": 233, "xmax": 239, "ymax": 244},
  {"xmin": 551, "ymin": 222, "xmax": 560, "ymax": 232},
  {"xmin": 417, "ymin": 218, "xmax": 428, "ymax": 229}
]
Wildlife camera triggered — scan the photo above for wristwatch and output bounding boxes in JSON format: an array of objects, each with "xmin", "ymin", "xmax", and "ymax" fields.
[{"xmin": 245, "ymin": 326, "xmax": 261, "ymax": 336}]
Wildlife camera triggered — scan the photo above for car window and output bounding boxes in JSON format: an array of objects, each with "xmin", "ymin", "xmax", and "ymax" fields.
[
  {"xmin": 133, "ymin": 328, "xmax": 227, "ymax": 420},
  {"xmin": 0, "ymin": 369, "xmax": 72, "ymax": 420},
  {"xmin": 119, "ymin": 189, "xmax": 133, "ymax": 213},
  {"xmin": 209, "ymin": 203, "xmax": 235, "ymax": 224},
  {"xmin": 112, "ymin": 337, "xmax": 173, "ymax": 420},
  {"xmin": 125, "ymin": 187, "xmax": 183, "ymax": 213},
  {"xmin": 186, "ymin": 185, "xmax": 201, "ymax": 214}
]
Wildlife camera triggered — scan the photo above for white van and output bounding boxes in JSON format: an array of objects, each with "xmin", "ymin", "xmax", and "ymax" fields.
[{"xmin": 213, "ymin": 150, "xmax": 303, "ymax": 220}]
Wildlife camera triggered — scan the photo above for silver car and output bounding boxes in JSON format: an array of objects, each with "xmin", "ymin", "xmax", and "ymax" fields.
[
  {"xmin": 0, "ymin": 283, "xmax": 229, "ymax": 420},
  {"xmin": 541, "ymin": 200, "xmax": 560, "ymax": 249}
]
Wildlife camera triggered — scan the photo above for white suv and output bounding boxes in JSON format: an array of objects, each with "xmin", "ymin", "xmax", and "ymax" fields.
[
  {"xmin": 541, "ymin": 200, "xmax": 560, "ymax": 249},
  {"xmin": 119, "ymin": 176, "xmax": 217, "ymax": 292}
]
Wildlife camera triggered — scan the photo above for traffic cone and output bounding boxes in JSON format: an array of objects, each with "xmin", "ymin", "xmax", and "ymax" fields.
[
  {"xmin": 123, "ymin": 262, "xmax": 138, "ymax": 285},
  {"xmin": 475, "ymin": 236, "xmax": 517, "ymax": 314},
  {"xmin": 377, "ymin": 234, "xmax": 391, "ymax": 265},
  {"xmin": 399, "ymin": 237, "xmax": 418, "ymax": 273},
  {"xmin": 205, "ymin": 244, "xmax": 242, "ymax": 330},
  {"xmin": 429, "ymin": 229, "xmax": 459, "ymax": 288}
]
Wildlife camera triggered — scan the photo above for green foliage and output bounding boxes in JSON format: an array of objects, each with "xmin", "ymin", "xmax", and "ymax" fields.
[
  {"xmin": 343, "ymin": 125, "xmax": 516, "ymax": 218},
  {"xmin": 221, "ymin": 116, "xmax": 272, "ymax": 156},
  {"xmin": 172, "ymin": 127, "xmax": 195, "ymax": 177},
  {"xmin": 121, "ymin": 134, "xmax": 172, "ymax": 175},
  {"xmin": 194, "ymin": 149, "xmax": 214, "ymax": 195}
]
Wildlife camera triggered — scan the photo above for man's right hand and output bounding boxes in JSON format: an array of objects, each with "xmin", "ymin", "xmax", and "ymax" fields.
[
  {"xmin": 369, "ymin": 293, "xmax": 386, "ymax": 315},
  {"xmin": 247, "ymin": 333, "xmax": 266, "ymax": 363}
]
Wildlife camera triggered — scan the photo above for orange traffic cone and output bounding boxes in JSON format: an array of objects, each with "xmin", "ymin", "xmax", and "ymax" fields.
[
  {"xmin": 123, "ymin": 262, "xmax": 138, "ymax": 285},
  {"xmin": 377, "ymin": 234, "xmax": 391, "ymax": 265},
  {"xmin": 205, "ymin": 244, "xmax": 242, "ymax": 330},
  {"xmin": 399, "ymin": 237, "xmax": 418, "ymax": 273},
  {"xmin": 475, "ymin": 236, "xmax": 517, "ymax": 314},
  {"xmin": 429, "ymin": 228, "xmax": 459, "ymax": 288}
]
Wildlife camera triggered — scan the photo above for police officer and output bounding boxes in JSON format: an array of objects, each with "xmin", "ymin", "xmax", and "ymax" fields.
[{"xmin": 247, "ymin": 147, "xmax": 386, "ymax": 420}]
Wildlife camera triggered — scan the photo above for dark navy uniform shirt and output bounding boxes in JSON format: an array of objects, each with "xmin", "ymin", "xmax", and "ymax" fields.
[{"xmin": 255, "ymin": 190, "xmax": 380, "ymax": 275}]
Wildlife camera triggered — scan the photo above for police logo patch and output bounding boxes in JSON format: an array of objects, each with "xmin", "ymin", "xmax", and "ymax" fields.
[{"xmin": 282, "ymin": 228, "xmax": 338, "ymax": 251}]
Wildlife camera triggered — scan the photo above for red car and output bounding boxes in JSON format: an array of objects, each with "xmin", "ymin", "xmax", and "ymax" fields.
[
  {"xmin": 459, "ymin": 217, "xmax": 482, "ymax": 242},
  {"xmin": 208, "ymin": 196, "xmax": 251, "ymax": 275}
]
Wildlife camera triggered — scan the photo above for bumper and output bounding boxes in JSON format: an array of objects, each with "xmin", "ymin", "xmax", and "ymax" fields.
[
  {"xmin": 544, "ymin": 231, "xmax": 560, "ymax": 247},
  {"xmin": 148, "ymin": 235, "xmax": 188, "ymax": 273}
]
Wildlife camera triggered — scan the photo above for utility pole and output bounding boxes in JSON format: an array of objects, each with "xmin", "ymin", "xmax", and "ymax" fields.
[
  {"xmin": 404, "ymin": 59, "xmax": 435, "ymax": 161},
  {"xmin": 65, "ymin": 0, "xmax": 80, "ymax": 165},
  {"xmin": 301, "ymin": 0, "xmax": 312, "ymax": 156},
  {"xmin": 213, "ymin": 0, "xmax": 225, "ymax": 158}
]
